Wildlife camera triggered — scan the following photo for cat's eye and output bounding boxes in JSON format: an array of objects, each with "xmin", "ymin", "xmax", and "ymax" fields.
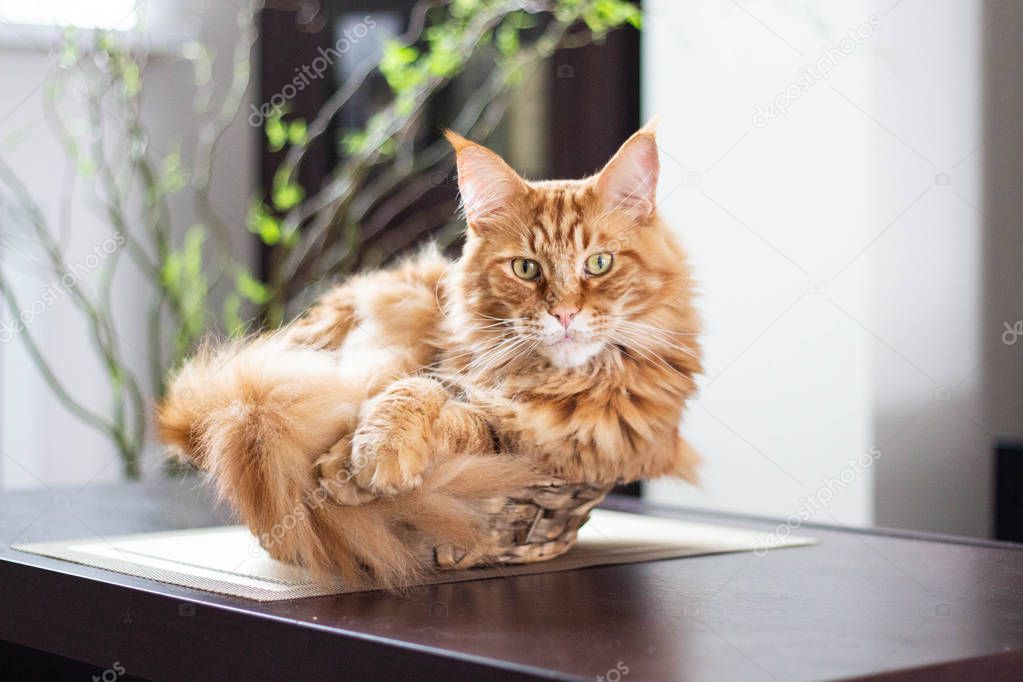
[
  {"xmin": 511, "ymin": 258, "xmax": 541, "ymax": 281},
  {"xmin": 585, "ymin": 252, "xmax": 614, "ymax": 276}
]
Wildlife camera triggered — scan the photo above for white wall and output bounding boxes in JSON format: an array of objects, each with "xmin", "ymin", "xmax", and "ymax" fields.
[
  {"xmin": 0, "ymin": 2, "xmax": 256, "ymax": 489},
  {"xmin": 867, "ymin": 1, "xmax": 988, "ymax": 537},
  {"xmin": 644, "ymin": 0, "xmax": 1023, "ymax": 537}
]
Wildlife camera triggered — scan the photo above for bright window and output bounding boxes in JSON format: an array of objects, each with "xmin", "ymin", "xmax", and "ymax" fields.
[{"xmin": 0, "ymin": 0, "xmax": 137, "ymax": 30}]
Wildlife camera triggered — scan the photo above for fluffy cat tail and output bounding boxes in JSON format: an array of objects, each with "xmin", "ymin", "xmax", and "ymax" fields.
[{"xmin": 156, "ymin": 336, "xmax": 537, "ymax": 590}]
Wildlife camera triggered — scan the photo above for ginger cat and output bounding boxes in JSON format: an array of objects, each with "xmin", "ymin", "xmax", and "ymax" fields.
[{"xmin": 157, "ymin": 124, "xmax": 701, "ymax": 588}]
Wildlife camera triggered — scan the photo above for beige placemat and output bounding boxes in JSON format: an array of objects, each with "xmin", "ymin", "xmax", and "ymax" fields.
[{"xmin": 14, "ymin": 509, "xmax": 815, "ymax": 601}]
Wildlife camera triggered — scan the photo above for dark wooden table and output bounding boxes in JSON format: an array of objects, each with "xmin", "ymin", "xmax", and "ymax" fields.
[{"xmin": 1, "ymin": 479, "xmax": 1021, "ymax": 681}]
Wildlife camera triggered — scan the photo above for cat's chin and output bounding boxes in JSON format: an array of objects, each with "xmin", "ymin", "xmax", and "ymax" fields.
[{"xmin": 537, "ymin": 339, "xmax": 605, "ymax": 369}]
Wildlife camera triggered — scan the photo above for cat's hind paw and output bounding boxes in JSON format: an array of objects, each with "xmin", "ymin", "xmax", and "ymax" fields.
[{"xmin": 315, "ymin": 436, "xmax": 378, "ymax": 506}]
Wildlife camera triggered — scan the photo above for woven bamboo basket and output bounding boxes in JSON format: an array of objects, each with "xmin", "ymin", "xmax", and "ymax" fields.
[{"xmin": 433, "ymin": 480, "xmax": 611, "ymax": 570}]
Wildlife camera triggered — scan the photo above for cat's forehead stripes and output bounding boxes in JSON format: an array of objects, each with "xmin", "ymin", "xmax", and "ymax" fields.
[
  {"xmin": 523, "ymin": 183, "xmax": 597, "ymax": 254},
  {"xmin": 520, "ymin": 183, "xmax": 640, "ymax": 263}
]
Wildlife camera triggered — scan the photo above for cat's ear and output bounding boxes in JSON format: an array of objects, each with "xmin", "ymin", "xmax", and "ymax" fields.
[
  {"xmin": 596, "ymin": 122, "xmax": 660, "ymax": 221},
  {"xmin": 445, "ymin": 130, "xmax": 526, "ymax": 232}
]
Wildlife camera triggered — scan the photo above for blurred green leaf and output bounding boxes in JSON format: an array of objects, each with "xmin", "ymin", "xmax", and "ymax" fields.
[
  {"xmin": 496, "ymin": 22, "xmax": 519, "ymax": 55},
  {"xmin": 161, "ymin": 225, "xmax": 209, "ymax": 348},
  {"xmin": 265, "ymin": 113, "xmax": 287, "ymax": 152},
  {"xmin": 222, "ymin": 293, "xmax": 246, "ymax": 337},
  {"xmin": 582, "ymin": 0, "xmax": 642, "ymax": 34},
  {"xmin": 271, "ymin": 164, "xmax": 305, "ymax": 211},
  {"xmin": 246, "ymin": 201, "xmax": 283, "ymax": 246},
  {"xmin": 160, "ymin": 254, "xmax": 182, "ymax": 293},
  {"xmin": 272, "ymin": 182, "xmax": 304, "ymax": 211},
  {"xmin": 450, "ymin": 0, "xmax": 481, "ymax": 18},
  {"xmin": 379, "ymin": 40, "xmax": 424, "ymax": 92},
  {"xmin": 341, "ymin": 130, "xmax": 367, "ymax": 154},
  {"xmin": 121, "ymin": 62, "xmax": 141, "ymax": 97},
  {"xmin": 426, "ymin": 46, "xmax": 462, "ymax": 77},
  {"xmin": 235, "ymin": 271, "xmax": 270, "ymax": 305},
  {"xmin": 287, "ymin": 118, "xmax": 308, "ymax": 146},
  {"xmin": 160, "ymin": 151, "xmax": 189, "ymax": 193},
  {"xmin": 76, "ymin": 155, "xmax": 96, "ymax": 177}
]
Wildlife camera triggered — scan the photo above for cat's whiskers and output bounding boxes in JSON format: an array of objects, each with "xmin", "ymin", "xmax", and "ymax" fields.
[
  {"xmin": 418, "ymin": 334, "xmax": 519, "ymax": 385},
  {"xmin": 468, "ymin": 335, "xmax": 533, "ymax": 373},
  {"xmin": 466, "ymin": 328, "xmax": 514, "ymax": 338},
  {"xmin": 433, "ymin": 259, "xmax": 457, "ymax": 321},
  {"xmin": 452, "ymin": 344, "xmax": 525, "ymax": 387},
  {"xmin": 614, "ymin": 325, "xmax": 695, "ymax": 359},
  {"xmin": 497, "ymin": 338, "xmax": 543, "ymax": 376},
  {"xmin": 611, "ymin": 318, "xmax": 697, "ymax": 337},
  {"xmin": 489, "ymin": 337, "xmax": 542, "ymax": 374},
  {"xmin": 468, "ymin": 338, "xmax": 522, "ymax": 369},
  {"xmin": 464, "ymin": 323, "xmax": 518, "ymax": 339},
  {"xmin": 641, "ymin": 335, "xmax": 698, "ymax": 359},
  {"xmin": 468, "ymin": 311, "xmax": 522, "ymax": 323},
  {"xmin": 434, "ymin": 335, "xmax": 530, "ymax": 389},
  {"xmin": 607, "ymin": 339, "xmax": 648, "ymax": 370},
  {"xmin": 606, "ymin": 330, "xmax": 663, "ymax": 368},
  {"xmin": 606, "ymin": 329, "xmax": 693, "ymax": 381},
  {"xmin": 614, "ymin": 322, "xmax": 698, "ymax": 358},
  {"xmin": 615, "ymin": 327, "xmax": 697, "ymax": 350},
  {"xmin": 414, "ymin": 347, "xmax": 479, "ymax": 374},
  {"xmin": 418, "ymin": 320, "xmax": 519, "ymax": 383},
  {"xmin": 465, "ymin": 334, "xmax": 540, "ymax": 383},
  {"xmin": 468, "ymin": 320, "xmax": 518, "ymax": 331}
]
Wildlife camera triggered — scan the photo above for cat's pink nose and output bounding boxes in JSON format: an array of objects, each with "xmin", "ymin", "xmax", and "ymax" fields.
[{"xmin": 550, "ymin": 306, "xmax": 579, "ymax": 330}]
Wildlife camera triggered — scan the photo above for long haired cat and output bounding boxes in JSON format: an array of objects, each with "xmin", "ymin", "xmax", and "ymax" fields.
[{"xmin": 157, "ymin": 124, "xmax": 701, "ymax": 588}]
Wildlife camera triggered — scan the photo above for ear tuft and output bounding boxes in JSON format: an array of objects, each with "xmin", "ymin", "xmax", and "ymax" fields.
[
  {"xmin": 639, "ymin": 115, "xmax": 661, "ymax": 134},
  {"xmin": 443, "ymin": 129, "xmax": 472, "ymax": 153},
  {"xmin": 596, "ymin": 129, "xmax": 660, "ymax": 221},
  {"xmin": 446, "ymin": 132, "xmax": 525, "ymax": 231}
]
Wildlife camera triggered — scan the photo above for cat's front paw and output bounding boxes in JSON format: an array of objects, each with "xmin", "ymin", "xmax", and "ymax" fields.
[
  {"xmin": 349, "ymin": 429, "xmax": 430, "ymax": 496},
  {"xmin": 347, "ymin": 377, "xmax": 448, "ymax": 497}
]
